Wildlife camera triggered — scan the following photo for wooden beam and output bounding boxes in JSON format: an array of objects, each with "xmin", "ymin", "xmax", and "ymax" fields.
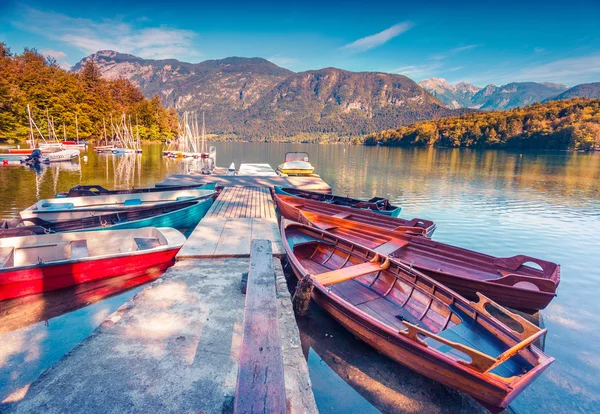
[
  {"xmin": 314, "ymin": 262, "xmax": 381, "ymax": 286},
  {"xmin": 234, "ymin": 240, "xmax": 287, "ymax": 413}
]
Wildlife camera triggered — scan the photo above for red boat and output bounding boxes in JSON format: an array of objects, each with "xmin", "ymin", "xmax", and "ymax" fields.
[
  {"xmin": 0, "ymin": 227, "xmax": 185, "ymax": 301},
  {"xmin": 7, "ymin": 148, "xmax": 33, "ymax": 155},
  {"xmin": 294, "ymin": 208, "xmax": 560, "ymax": 312},
  {"xmin": 274, "ymin": 193, "xmax": 437, "ymax": 236}
]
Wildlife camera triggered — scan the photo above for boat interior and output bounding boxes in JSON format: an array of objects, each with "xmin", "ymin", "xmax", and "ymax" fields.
[
  {"xmin": 0, "ymin": 228, "xmax": 167, "ymax": 269},
  {"xmin": 286, "ymin": 224, "xmax": 541, "ymax": 379},
  {"xmin": 278, "ymin": 195, "xmax": 434, "ymax": 232},
  {"xmin": 298, "ymin": 211, "xmax": 557, "ymax": 289}
]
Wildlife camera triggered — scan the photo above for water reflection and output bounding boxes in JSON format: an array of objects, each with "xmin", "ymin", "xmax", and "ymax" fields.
[
  {"xmin": 0, "ymin": 271, "xmax": 163, "ymax": 402},
  {"xmin": 1, "ymin": 144, "xmax": 599, "ymax": 412}
]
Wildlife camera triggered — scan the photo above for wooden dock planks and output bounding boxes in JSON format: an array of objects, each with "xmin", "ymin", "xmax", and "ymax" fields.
[
  {"xmin": 234, "ymin": 240, "xmax": 286, "ymax": 414},
  {"xmin": 177, "ymin": 186, "xmax": 284, "ymax": 258}
]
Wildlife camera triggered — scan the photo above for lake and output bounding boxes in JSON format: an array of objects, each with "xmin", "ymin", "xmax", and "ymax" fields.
[{"xmin": 1, "ymin": 143, "xmax": 599, "ymax": 412}]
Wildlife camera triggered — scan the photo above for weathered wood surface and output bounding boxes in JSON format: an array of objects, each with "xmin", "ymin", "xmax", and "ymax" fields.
[
  {"xmin": 178, "ymin": 187, "xmax": 284, "ymax": 258},
  {"xmin": 234, "ymin": 240, "xmax": 287, "ymax": 414},
  {"xmin": 156, "ymin": 174, "xmax": 331, "ymax": 193},
  {"xmin": 237, "ymin": 163, "xmax": 278, "ymax": 177}
]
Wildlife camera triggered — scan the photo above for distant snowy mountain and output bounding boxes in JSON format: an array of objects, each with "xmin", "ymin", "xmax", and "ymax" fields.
[{"xmin": 420, "ymin": 78, "xmax": 571, "ymax": 110}]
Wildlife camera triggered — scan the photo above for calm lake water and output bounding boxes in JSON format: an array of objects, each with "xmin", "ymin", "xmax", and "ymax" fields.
[{"xmin": 1, "ymin": 143, "xmax": 599, "ymax": 412}]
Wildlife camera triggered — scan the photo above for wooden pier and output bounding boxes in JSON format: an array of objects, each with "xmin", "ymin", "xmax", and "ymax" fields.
[
  {"xmin": 4, "ymin": 164, "xmax": 319, "ymax": 414},
  {"xmin": 178, "ymin": 186, "xmax": 283, "ymax": 258}
]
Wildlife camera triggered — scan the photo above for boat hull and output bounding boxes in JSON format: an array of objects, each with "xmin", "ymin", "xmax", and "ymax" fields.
[
  {"xmin": 7, "ymin": 148, "xmax": 32, "ymax": 155},
  {"xmin": 274, "ymin": 186, "xmax": 401, "ymax": 217},
  {"xmin": 0, "ymin": 249, "xmax": 177, "ymax": 301}
]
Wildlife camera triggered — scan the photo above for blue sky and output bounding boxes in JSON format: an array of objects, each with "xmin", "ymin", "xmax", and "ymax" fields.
[{"xmin": 1, "ymin": 0, "xmax": 599, "ymax": 86}]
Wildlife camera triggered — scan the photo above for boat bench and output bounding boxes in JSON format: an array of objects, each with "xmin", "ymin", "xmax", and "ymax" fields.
[{"xmin": 314, "ymin": 262, "xmax": 381, "ymax": 286}]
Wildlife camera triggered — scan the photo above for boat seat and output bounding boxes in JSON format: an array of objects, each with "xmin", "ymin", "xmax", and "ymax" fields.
[
  {"xmin": 14, "ymin": 242, "xmax": 70, "ymax": 266},
  {"xmin": 332, "ymin": 212, "xmax": 351, "ymax": 219},
  {"xmin": 124, "ymin": 199, "xmax": 142, "ymax": 206},
  {"xmin": 70, "ymin": 240, "xmax": 89, "ymax": 259},
  {"xmin": 0, "ymin": 247, "xmax": 14, "ymax": 268},
  {"xmin": 135, "ymin": 237, "xmax": 161, "ymax": 250},
  {"xmin": 374, "ymin": 240, "xmax": 408, "ymax": 255},
  {"xmin": 41, "ymin": 202, "xmax": 74, "ymax": 210},
  {"xmin": 314, "ymin": 262, "xmax": 381, "ymax": 286}
]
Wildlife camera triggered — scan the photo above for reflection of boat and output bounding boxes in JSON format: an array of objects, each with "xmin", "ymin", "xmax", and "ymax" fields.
[
  {"xmin": 20, "ymin": 188, "xmax": 216, "ymax": 222},
  {"xmin": 0, "ymin": 271, "xmax": 162, "ymax": 335},
  {"xmin": 282, "ymin": 220, "xmax": 554, "ymax": 413},
  {"xmin": 56, "ymin": 183, "xmax": 215, "ymax": 197},
  {"xmin": 274, "ymin": 193, "xmax": 436, "ymax": 236},
  {"xmin": 274, "ymin": 186, "xmax": 401, "ymax": 217},
  {"xmin": 277, "ymin": 152, "xmax": 315, "ymax": 176},
  {"xmin": 0, "ymin": 227, "xmax": 185, "ymax": 301},
  {"xmin": 293, "ymin": 207, "xmax": 560, "ymax": 312},
  {"xmin": 2, "ymin": 196, "xmax": 214, "ymax": 238}
]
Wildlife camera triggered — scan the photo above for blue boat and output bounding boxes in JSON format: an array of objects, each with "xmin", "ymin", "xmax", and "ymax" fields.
[
  {"xmin": 2, "ymin": 196, "xmax": 214, "ymax": 239},
  {"xmin": 273, "ymin": 186, "xmax": 402, "ymax": 217}
]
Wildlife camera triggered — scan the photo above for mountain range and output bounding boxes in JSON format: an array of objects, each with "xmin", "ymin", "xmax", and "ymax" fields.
[
  {"xmin": 73, "ymin": 51, "xmax": 600, "ymax": 139},
  {"xmin": 418, "ymin": 78, "xmax": 600, "ymax": 110},
  {"xmin": 72, "ymin": 51, "xmax": 468, "ymax": 139}
]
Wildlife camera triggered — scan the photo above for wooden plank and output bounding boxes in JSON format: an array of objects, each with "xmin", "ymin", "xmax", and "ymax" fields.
[
  {"xmin": 234, "ymin": 240, "xmax": 286, "ymax": 414},
  {"xmin": 176, "ymin": 218, "xmax": 225, "ymax": 258},
  {"xmin": 313, "ymin": 262, "xmax": 381, "ymax": 286},
  {"xmin": 157, "ymin": 174, "xmax": 332, "ymax": 193},
  {"xmin": 251, "ymin": 219, "xmax": 284, "ymax": 256},
  {"xmin": 214, "ymin": 218, "xmax": 253, "ymax": 256},
  {"xmin": 229, "ymin": 187, "xmax": 242, "ymax": 218},
  {"xmin": 266, "ymin": 188, "xmax": 276, "ymax": 219}
]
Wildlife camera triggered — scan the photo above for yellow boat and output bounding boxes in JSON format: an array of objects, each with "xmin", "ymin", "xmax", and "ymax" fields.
[{"xmin": 277, "ymin": 152, "xmax": 315, "ymax": 176}]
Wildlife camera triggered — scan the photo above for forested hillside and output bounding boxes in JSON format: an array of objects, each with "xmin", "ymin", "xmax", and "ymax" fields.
[
  {"xmin": 364, "ymin": 98, "xmax": 600, "ymax": 150},
  {"xmin": 0, "ymin": 44, "xmax": 177, "ymax": 143}
]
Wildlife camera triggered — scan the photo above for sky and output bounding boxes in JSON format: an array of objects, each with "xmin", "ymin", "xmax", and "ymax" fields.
[{"xmin": 1, "ymin": 0, "xmax": 599, "ymax": 86}]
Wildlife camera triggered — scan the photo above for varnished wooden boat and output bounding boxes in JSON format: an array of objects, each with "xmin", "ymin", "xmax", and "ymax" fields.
[
  {"xmin": 295, "ymin": 209, "xmax": 559, "ymax": 312},
  {"xmin": 1, "ymin": 196, "xmax": 214, "ymax": 238},
  {"xmin": 274, "ymin": 193, "xmax": 436, "ymax": 236},
  {"xmin": 274, "ymin": 186, "xmax": 401, "ymax": 217},
  {"xmin": 282, "ymin": 220, "xmax": 553, "ymax": 412},
  {"xmin": 20, "ymin": 187, "xmax": 216, "ymax": 222},
  {"xmin": 0, "ymin": 227, "xmax": 185, "ymax": 301},
  {"xmin": 56, "ymin": 182, "xmax": 215, "ymax": 197}
]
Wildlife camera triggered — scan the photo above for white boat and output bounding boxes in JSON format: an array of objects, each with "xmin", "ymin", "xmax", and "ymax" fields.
[
  {"xmin": 277, "ymin": 152, "xmax": 315, "ymax": 176},
  {"xmin": 39, "ymin": 143, "xmax": 64, "ymax": 152},
  {"xmin": 44, "ymin": 149, "xmax": 80, "ymax": 163},
  {"xmin": 20, "ymin": 187, "xmax": 216, "ymax": 222}
]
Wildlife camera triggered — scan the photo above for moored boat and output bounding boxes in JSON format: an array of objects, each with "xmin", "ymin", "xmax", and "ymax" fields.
[
  {"xmin": 294, "ymin": 208, "xmax": 560, "ymax": 311},
  {"xmin": 56, "ymin": 183, "xmax": 215, "ymax": 197},
  {"xmin": 44, "ymin": 149, "xmax": 80, "ymax": 162},
  {"xmin": 0, "ymin": 227, "xmax": 185, "ymax": 301},
  {"xmin": 274, "ymin": 193, "xmax": 436, "ymax": 236},
  {"xmin": 2, "ymin": 196, "xmax": 214, "ymax": 238},
  {"xmin": 282, "ymin": 220, "xmax": 554, "ymax": 412},
  {"xmin": 274, "ymin": 185, "xmax": 402, "ymax": 217},
  {"xmin": 277, "ymin": 152, "xmax": 315, "ymax": 176},
  {"xmin": 20, "ymin": 187, "xmax": 216, "ymax": 222}
]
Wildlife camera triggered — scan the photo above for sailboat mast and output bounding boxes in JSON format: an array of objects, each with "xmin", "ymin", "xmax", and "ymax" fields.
[
  {"xmin": 27, "ymin": 104, "xmax": 35, "ymax": 149},
  {"xmin": 202, "ymin": 111, "xmax": 206, "ymax": 154},
  {"xmin": 75, "ymin": 113, "xmax": 79, "ymax": 141}
]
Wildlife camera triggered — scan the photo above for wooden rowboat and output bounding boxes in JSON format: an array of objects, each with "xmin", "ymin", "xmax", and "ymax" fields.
[
  {"xmin": 282, "ymin": 220, "xmax": 553, "ymax": 412},
  {"xmin": 1, "ymin": 196, "xmax": 214, "ymax": 238},
  {"xmin": 56, "ymin": 183, "xmax": 215, "ymax": 197},
  {"xmin": 294, "ymin": 209, "xmax": 559, "ymax": 312},
  {"xmin": 274, "ymin": 186, "xmax": 401, "ymax": 217},
  {"xmin": 274, "ymin": 193, "xmax": 436, "ymax": 236},
  {"xmin": 0, "ymin": 227, "xmax": 185, "ymax": 301},
  {"xmin": 20, "ymin": 188, "xmax": 216, "ymax": 222}
]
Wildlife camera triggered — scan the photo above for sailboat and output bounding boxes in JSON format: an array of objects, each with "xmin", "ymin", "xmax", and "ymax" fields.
[
  {"xmin": 61, "ymin": 113, "xmax": 88, "ymax": 150},
  {"xmin": 94, "ymin": 118, "xmax": 115, "ymax": 153}
]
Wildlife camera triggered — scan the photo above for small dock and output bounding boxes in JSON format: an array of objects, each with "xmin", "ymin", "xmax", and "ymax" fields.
[
  {"xmin": 4, "ymin": 162, "xmax": 318, "ymax": 414},
  {"xmin": 178, "ymin": 186, "xmax": 283, "ymax": 258}
]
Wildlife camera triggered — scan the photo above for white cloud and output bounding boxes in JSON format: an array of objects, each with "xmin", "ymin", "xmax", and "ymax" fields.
[
  {"xmin": 267, "ymin": 55, "xmax": 299, "ymax": 68},
  {"xmin": 40, "ymin": 49, "xmax": 67, "ymax": 59},
  {"xmin": 514, "ymin": 54, "xmax": 600, "ymax": 83},
  {"xmin": 430, "ymin": 44, "xmax": 480, "ymax": 61},
  {"xmin": 13, "ymin": 7, "xmax": 200, "ymax": 61},
  {"xmin": 40, "ymin": 48, "xmax": 71, "ymax": 69},
  {"xmin": 340, "ymin": 22, "xmax": 413, "ymax": 53},
  {"xmin": 392, "ymin": 62, "xmax": 443, "ymax": 79}
]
